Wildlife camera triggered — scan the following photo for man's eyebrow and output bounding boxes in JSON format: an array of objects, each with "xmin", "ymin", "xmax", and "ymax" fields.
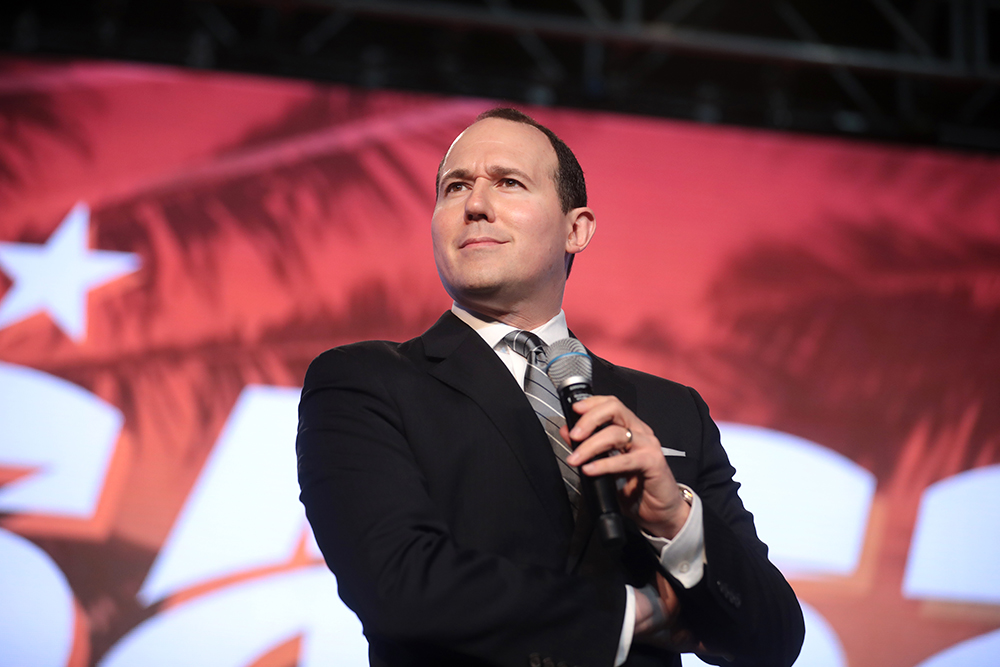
[
  {"xmin": 440, "ymin": 166, "xmax": 534, "ymax": 183},
  {"xmin": 440, "ymin": 167, "xmax": 473, "ymax": 183},
  {"xmin": 486, "ymin": 165, "xmax": 532, "ymax": 181}
]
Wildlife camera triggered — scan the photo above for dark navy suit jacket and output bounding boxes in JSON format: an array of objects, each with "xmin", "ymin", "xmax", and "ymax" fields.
[{"xmin": 296, "ymin": 311, "xmax": 804, "ymax": 667}]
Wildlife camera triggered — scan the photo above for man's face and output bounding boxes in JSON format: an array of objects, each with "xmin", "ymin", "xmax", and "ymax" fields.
[{"xmin": 432, "ymin": 118, "xmax": 585, "ymax": 320}]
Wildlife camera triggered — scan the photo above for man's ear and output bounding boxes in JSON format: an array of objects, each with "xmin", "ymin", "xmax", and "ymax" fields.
[{"xmin": 565, "ymin": 207, "xmax": 596, "ymax": 255}]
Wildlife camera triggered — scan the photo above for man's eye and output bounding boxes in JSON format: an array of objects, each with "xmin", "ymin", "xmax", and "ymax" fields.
[
  {"xmin": 501, "ymin": 178, "xmax": 523, "ymax": 188},
  {"xmin": 444, "ymin": 182, "xmax": 466, "ymax": 193}
]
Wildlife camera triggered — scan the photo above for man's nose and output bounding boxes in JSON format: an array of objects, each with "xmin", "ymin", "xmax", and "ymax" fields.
[{"xmin": 464, "ymin": 180, "xmax": 494, "ymax": 222}]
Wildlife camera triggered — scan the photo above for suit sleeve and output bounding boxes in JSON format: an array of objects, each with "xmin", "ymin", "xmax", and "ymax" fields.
[
  {"xmin": 296, "ymin": 346, "xmax": 625, "ymax": 667},
  {"xmin": 669, "ymin": 387, "xmax": 805, "ymax": 667}
]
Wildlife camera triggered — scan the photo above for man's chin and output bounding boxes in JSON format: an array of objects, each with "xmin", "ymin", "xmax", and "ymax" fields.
[
  {"xmin": 442, "ymin": 271, "xmax": 506, "ymax": 297},
  {"xmin": 459, "ymin": 282, "xmax": 505, "ymax": 297},
  {"xmin": 447, "ymin": 282, "xmax": 514, "ymax": 314}
]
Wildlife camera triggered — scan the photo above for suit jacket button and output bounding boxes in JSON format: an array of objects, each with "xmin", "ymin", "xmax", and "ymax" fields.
[{"xmin": 717, "ymin": 580, "xmax": 742, "ymax": 607}]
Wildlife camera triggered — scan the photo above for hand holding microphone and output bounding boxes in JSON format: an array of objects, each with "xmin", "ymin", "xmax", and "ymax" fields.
[{"xmin": 546, "ymin": 339, "xmax": 691, "ymax": 543}]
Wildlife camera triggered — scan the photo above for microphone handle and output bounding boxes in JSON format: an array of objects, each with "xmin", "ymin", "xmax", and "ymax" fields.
[{"xmin": 559, "ymin": 382, "xmax": 626, "ymax": 548}]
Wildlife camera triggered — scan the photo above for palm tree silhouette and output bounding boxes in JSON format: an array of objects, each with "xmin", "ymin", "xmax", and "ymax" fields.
[
  {"xmin": 3, "ymin": 83, "xmax": 471, "ymax": 666},
  {"xmin": 704, "ymin": 220, "xmax": 1000, "ymax": 667}
]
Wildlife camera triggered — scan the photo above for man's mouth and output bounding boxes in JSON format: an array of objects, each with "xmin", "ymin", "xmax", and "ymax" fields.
[{"xmin": 460, "ymin": 237, "xmax": 506, "ymax": 248}]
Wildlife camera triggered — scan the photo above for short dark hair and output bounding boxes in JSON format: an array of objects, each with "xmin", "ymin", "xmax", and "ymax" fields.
[
  {"xmin": 435, "ymin": 107, "xmax": 588, "ymax": 275},
  {"xmin": 435, "ymin": 108, "xmax": 587, "ymax": 213}
]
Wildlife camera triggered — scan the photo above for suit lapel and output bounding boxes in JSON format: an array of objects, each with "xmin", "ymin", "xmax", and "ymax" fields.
[
  {"xmin": 418, "ymin": 312, "xmax": 575, "ymax": 535},
  {"xmin": 414, "ymin": 315, "xmax": 640, "ymax": 568},
  {"xmin": 590, "ymin": 353, "xmax": 636, "ymax": 412}
]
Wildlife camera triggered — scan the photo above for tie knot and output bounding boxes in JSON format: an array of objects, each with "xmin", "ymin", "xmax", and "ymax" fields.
[{"xmin": 503, "ymin": 330, "xmax": 548, "ymax": 364}]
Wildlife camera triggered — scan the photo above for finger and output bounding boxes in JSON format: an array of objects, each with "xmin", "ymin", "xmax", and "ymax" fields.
[
  {"xmin": 656, "ymin": 572, "xmax": 681, "ymax": 624},
  {"xmin": 620, "ymin": 474, "xmax": 640, "ymax": 499},
  {"xmin": 578, "ymin": 448, "xmax": 661, "ymax": 478},
  {"xmin": 580, "ymin": 455, "xmax": 642, "ymax": 477},
  {"xmin": 567, "ymin": 395, "xmax": 631, "ymax": 441},
  {"xmin": 565, "ymin": 423, "xmax": 631, "ymax": 466}
]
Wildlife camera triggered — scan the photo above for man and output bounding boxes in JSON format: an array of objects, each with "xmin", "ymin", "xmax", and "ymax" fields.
[{"xmin": 297, "ymin": 108, "xmax": 804, "ymax": 667}]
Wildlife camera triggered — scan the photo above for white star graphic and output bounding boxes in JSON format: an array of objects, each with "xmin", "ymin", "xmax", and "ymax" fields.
[{"xmin": 0, "ymin": 202, "xmax": 141, "ymax": 341}]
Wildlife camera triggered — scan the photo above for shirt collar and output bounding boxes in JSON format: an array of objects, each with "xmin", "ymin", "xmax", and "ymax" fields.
[{"xmin": 451, "ymin": 303, "xmax": 570, "ymax": 350}]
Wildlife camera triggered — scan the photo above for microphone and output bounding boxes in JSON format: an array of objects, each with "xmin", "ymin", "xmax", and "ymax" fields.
[{"xmin": 545, "ymin": 338, "xmax": 626, "ymax": 548}]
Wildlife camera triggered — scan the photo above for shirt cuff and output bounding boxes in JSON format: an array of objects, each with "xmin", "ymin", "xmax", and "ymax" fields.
[
  {"xmin": 616, "ymin": 584, "xmax": 636, "ymax": 666},
  {"xmin": 643, "ymin": 484, "xmax": 706, "ymax": 589}
]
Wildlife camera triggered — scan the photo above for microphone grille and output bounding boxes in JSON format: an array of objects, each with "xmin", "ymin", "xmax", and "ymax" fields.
[{"xmin": 545, "ymin": 338, "xmax": 592, "ymax": 389}]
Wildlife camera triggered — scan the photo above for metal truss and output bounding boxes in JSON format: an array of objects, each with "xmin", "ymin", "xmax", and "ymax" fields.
[
  {"xmin": 305, "ymin": 0, "xmax": 998, "ymax": 82},
  {"xmin": 3, "ymin": 0, "xmax": 1000, "ymax": 151}
]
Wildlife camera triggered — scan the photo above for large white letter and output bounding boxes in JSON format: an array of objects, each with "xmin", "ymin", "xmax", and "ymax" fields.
[
  {"xmin": 903, "ymin": 464, "xmax": 1000, "ymax": 604},
  {"xmin": 0, "ymin": 529, "xmax": 78, "ymax": 667},
  {"xmin": 104, "ymin": 567, "xmax": 366, "ymax": 667},
  {"xmin": 139, "ymin": 386, "xmax": 311, "ymax": 603},
  {"xmin": 718, "ymin": 422, "xmax": 876, "ymax": 577},
  {"xmin": 0, "ymin": 361, "xmax": 121, "ymax": 517}
]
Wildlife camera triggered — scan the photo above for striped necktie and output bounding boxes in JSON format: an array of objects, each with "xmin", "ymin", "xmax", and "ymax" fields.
[{"xmin": 503, "ymin": 330, "xmax": 582, "ymax": 514}]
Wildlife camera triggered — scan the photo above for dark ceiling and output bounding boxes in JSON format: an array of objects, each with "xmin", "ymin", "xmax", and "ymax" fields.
[{"xmin": 3, "ymin": 0, "xmax": 1000, "ymax": 152}]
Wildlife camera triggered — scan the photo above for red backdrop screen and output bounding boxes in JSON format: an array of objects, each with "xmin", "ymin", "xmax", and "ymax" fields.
[{"xmin": 1, "ymin": 56, "xmax": 998, "ymax": 667}]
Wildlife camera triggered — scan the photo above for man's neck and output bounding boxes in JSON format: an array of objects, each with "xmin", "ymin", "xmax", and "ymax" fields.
[{"xmin": 451, "ymin": 300, "xmax": 561, "ymax": 332}]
